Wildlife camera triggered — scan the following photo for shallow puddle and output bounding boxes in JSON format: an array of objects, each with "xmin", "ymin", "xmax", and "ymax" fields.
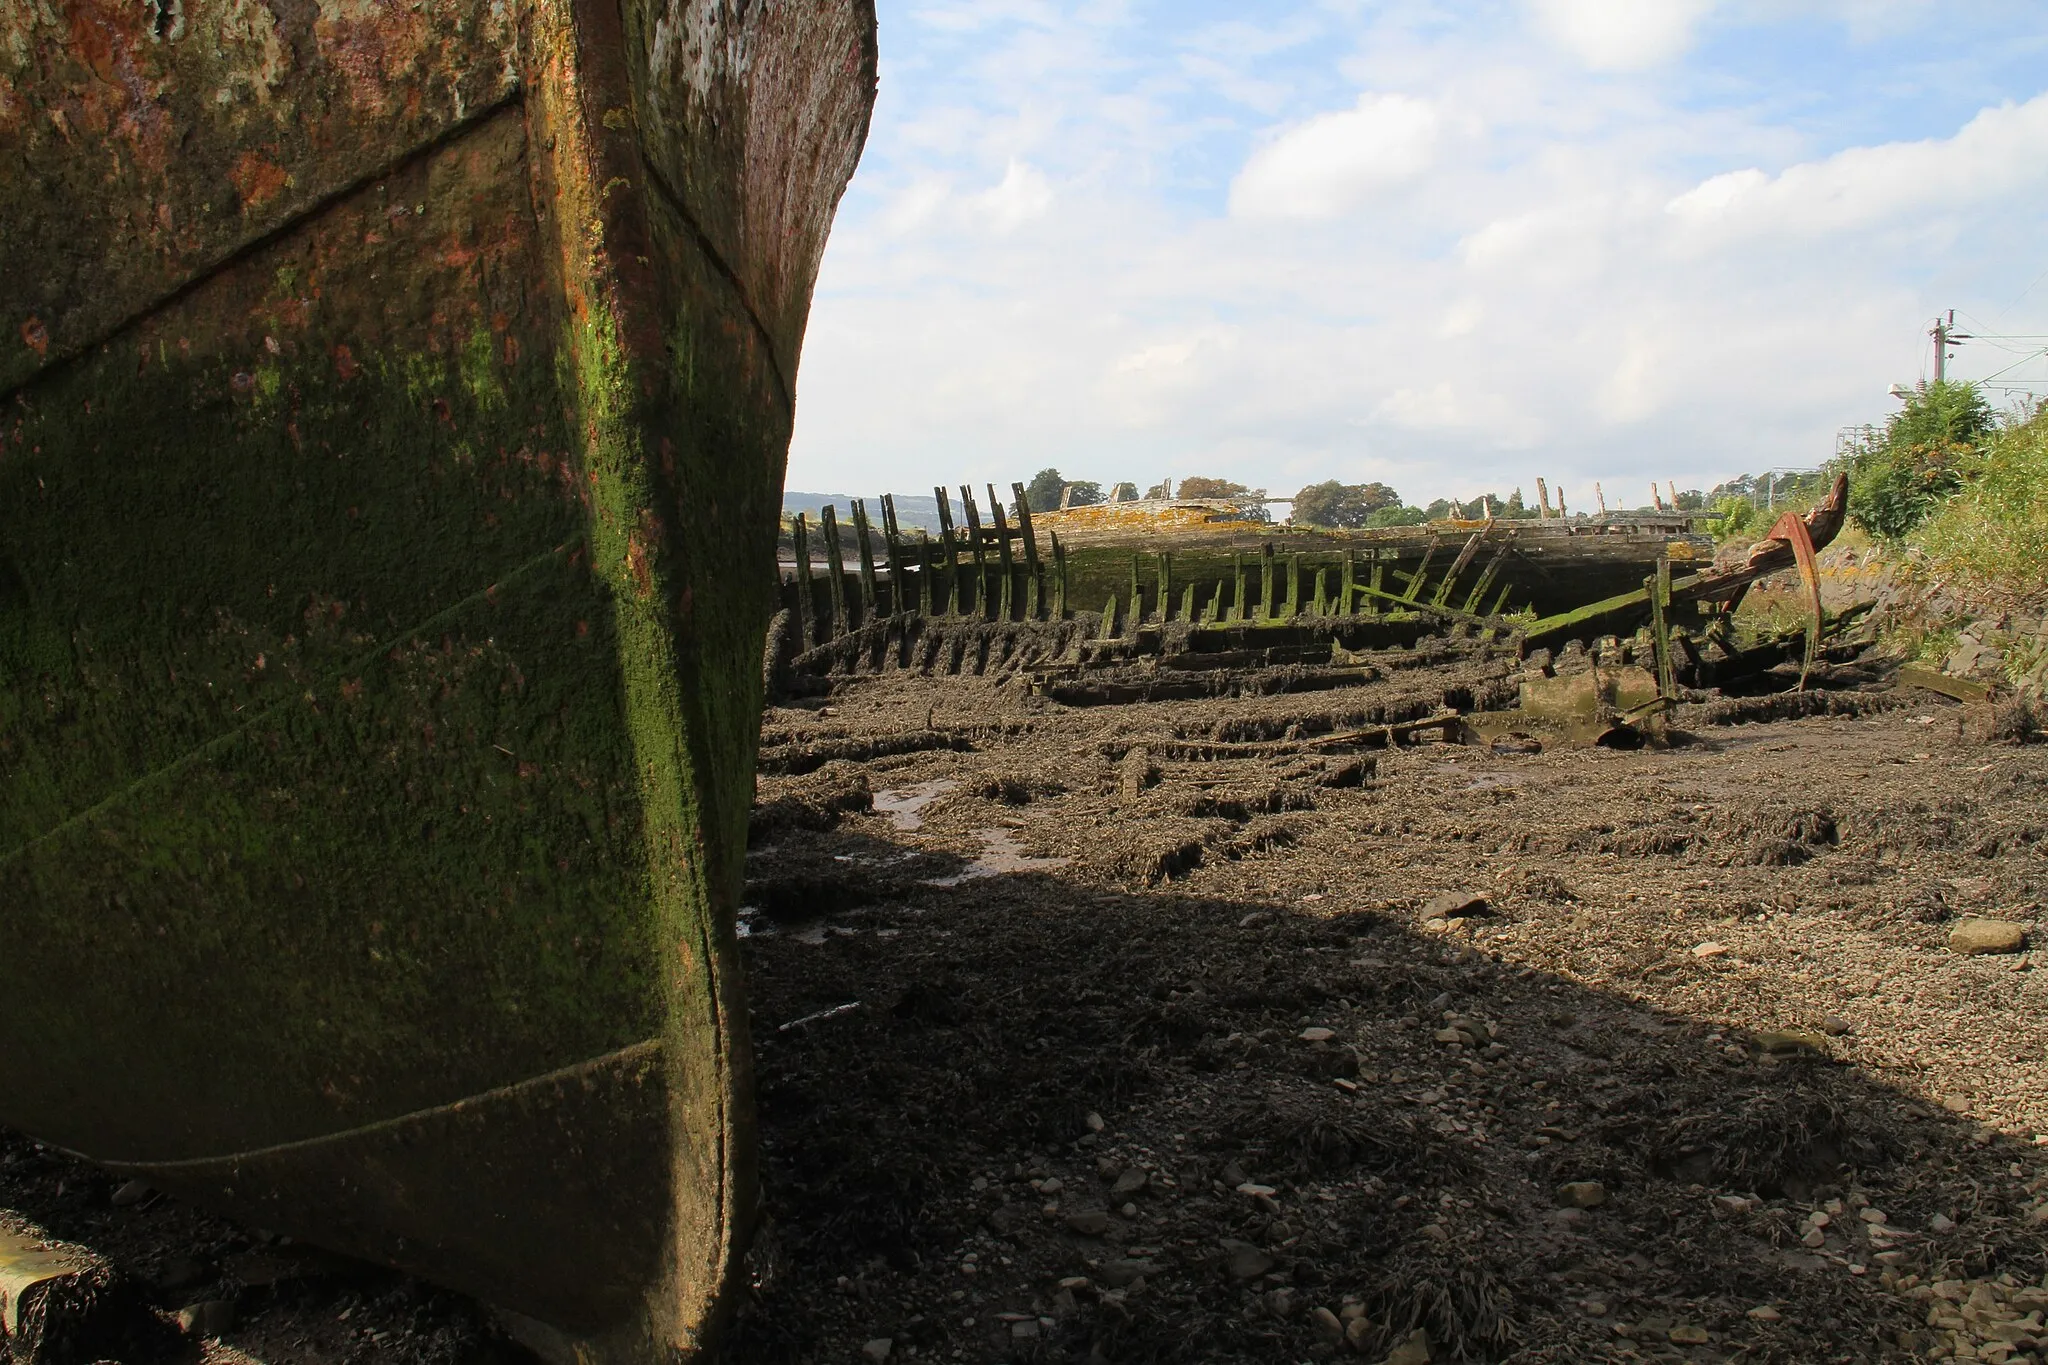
[
  {"xmin": 873, "ymin": 779, "xmax": 959, "ymax": 831},
  {"xmin": 924, "ymin": 828, "xmax": 1070, "ymax": 886}
]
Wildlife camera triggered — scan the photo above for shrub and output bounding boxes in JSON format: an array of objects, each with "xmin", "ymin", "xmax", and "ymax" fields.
[
  {"xmin": 1912, "ymin": 400, "xmax": 2048, "ymax": 604},
  {"xmin": 1847, "ymin": 381, "xmax": 1994, "ymax": 541}
]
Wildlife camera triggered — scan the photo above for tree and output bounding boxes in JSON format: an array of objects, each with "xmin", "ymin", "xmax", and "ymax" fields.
[
  {"xmin": 1423, "ymin": 498, "xmax": 1454, "ymax": 520},
  {"xmin": 1063, "ymin": 480, "xmax": 1105, "ymax": 507},
  {"xmin": 1849, "ymin": 380, "xmax": 1996, "ymax": 541},
  {"xmin": 1178, "ymin": 476, "xmax": 1256, "ymax": 499},
  {"xmin": 1023, "ymin": 468, "xmax": 1068, "ymax": 513},
  {"xmin": 1366, "ymin": 505, "xmax": 1427, "ymax": 527},
  {"xmin": 1290, "ymin": 480, "xmax": 1403, "ymax": 528}
]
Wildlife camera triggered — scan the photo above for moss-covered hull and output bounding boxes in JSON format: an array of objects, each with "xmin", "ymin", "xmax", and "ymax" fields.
[{"xmin": 0, "ymin": 0, "xmax": 874, "ymax": 1357}]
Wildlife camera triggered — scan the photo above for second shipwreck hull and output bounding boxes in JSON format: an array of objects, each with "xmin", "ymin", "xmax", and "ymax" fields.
[
  {"xmin": 774, "ymin": 488, "xmax": 1714, "ymax": 648},
  {"xmin": 0, "ymin": 0, "xmax": 875, "ymax": 1360}
]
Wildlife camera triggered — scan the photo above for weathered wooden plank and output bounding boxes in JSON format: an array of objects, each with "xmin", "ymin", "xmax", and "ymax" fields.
[
  {"xmin": 1011, "ymin": 482, "xmax": 1044, "ymax": 620},
  {"xmin": 819, "ymin": 502, "xmax": 848, "ymax": 640},
  {"xmin": 934, "ymin": 486, "xmax": 961, "ymax": 617},
  {"xmin": 1051, "ymin": 532, "xmax": 1068, "ymax": 619},
  {"xmin": 988, "ymin": 488, "xmax": 1016, "ymax": 622},
  {"xmin": 791, "ymin": 513, "xmax": 817, "ymax": 647},
  {"xmin": 959, "ymin": 485, "xmax": 989, "ymax": 620},
  {"xmin": 1434, "ymin": 532, "xmax": 1484, "ymax": 607},
  {"xmin": 850, "ymin": 498, "xmax": 879, "ymax": 624},
  {"xmin": 1261, "ymin": 544, "xmax": 1278, "ymax": 621}
]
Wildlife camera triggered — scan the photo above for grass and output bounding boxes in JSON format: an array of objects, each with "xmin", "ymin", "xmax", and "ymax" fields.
[{"xmin": 1911, "ymin": 402, "xmax": 2048, "ymax": 606}]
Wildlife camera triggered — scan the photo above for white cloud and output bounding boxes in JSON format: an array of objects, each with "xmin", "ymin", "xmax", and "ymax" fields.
[
  {"xmin": 972, "ymin": 159, "xmax": 1055, "ymax": 233},
  {"xmin": 1528, "ymin": 0, "xmax": 1713, "ymax": 71},
  {"xmin": 1665, "ymin": 92, "xmax": 2048, "ymax": 243},
  {"xmin": 1228, "ymin": 93, "xmax": 1442, "ymax": 221}
]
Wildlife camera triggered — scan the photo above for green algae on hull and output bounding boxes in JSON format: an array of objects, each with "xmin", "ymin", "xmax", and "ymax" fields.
[{"xmin": 0, "ymin": 1, "xmax": 877, "ymax": 1359}]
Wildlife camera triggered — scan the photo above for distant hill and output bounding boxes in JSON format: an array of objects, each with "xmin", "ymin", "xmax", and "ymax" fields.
[{"xmin": 782, "ymin": 490, "xmax": 945, "ymax": 534}]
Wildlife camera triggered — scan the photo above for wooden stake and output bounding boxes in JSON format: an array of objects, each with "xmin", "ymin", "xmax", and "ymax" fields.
[
  {"xmin": 1232, "ymin": 553, "xmax": 1246, "ymax": 623},
  {"xmin": 959, "ymin": 485, "xmax": 987, "ymax": 619},
  {"xmin": 791, "ymin": 513, "xmax": 817, "ymax": 646},
  {"xmin": 934, "ymin": 486, "xmax": 961, "ymax": 619},
  {"xmin": 988, "ymin": 485, "xmax": 1015, "ymax": 623},
  {"xmin": 851, "ymin": 498, "xmax": 879, "ymax": 624},
  {"xmin": 1051, "ymin": 532, "xmax": 1068, "ymax": 619},
  {"xmin": 1261, "ymin": 544, "xmax": 1277, "ymax": 621},
  {"xmin": 819, "ymin": 503, "xmax": 848, "ymax": 639},
  {"xmin": 1011, "ymin": 481, "xmax": 1044, "ymax": 620}
]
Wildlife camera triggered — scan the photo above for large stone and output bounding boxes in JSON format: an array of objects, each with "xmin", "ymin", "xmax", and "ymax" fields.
[
  {"xmin": 1950, "ymin": 919, "xmax": 2028, "ymax": 955},
  {"xmin": 1555, "ymin": 1181, "xmax": 1608, "ymax": 1209},
  {"xmin": 1423, "ymin": 891, "xmax": 1488, "ymax": 921},
  {"xmin": 1220, "ymin": 1239, "xmax": 1274, "ymax": 1280}
]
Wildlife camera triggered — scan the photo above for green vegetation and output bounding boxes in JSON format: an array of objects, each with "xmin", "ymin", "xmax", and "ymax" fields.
[
  {"xmin": 1023, "ymin": 468, "xmax": 1103, "ymax": 510},
  {"xmin": 1911, "ymin": 399, "xmax": 2048, "ymax": 603},
  {"xmin": 1176, "ymin": 476, "xmax": 1261, "ymax": 500},
  {"xmin": 1290, "ymin": 480, "xmax": 1401, "ymax": 528},
  {"xmin": 1843, "ymin": 380, "xmax": 1995, "ymax": 542}
]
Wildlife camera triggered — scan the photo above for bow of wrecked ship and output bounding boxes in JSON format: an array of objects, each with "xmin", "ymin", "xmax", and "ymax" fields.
[{"xmin": 0, "ymin": 0, "xmax": 875, "ymax": 1359}]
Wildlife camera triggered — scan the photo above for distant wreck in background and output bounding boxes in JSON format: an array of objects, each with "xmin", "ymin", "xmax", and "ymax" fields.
[
  {"xmin": 0, "ymin": 0, "xmax": 876, "ymax": 1361},
  {"xmin": 768, "ymin": 476, "xmax": 1852, "ymax": 729}
]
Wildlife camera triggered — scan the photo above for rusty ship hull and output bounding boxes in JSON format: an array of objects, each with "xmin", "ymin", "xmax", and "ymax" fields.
[{"xmin": 0, "ymin": 0, "xmax": 874, "ymax": 1358}]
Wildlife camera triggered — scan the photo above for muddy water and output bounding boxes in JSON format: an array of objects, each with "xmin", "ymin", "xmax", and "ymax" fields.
[{"xmin": 872, "ymin": 778, "xmax": 959, "ymax": 830}]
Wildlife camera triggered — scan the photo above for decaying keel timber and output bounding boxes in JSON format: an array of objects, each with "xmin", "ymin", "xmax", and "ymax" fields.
[{"xmin": 1, "ymin": 2, "xmax": 876, "ymax": 1361}]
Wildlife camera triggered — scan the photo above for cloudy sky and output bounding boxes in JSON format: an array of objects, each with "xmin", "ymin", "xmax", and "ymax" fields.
[{"xmin": 784, "ymin": 0, "xmax": 2048, "ymax": 511}]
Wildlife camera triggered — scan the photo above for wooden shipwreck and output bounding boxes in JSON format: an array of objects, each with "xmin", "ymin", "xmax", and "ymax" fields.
[{"xmin": 0, "ymin": 1, "xmax": 875, "ymax": 1360}]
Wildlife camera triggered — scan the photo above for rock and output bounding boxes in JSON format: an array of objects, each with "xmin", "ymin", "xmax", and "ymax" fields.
[
  {"xmin": 1378, "ymin": 1327, "xmax": 1432, "ymax": 1364},
  {"xmin": 1099, "ymin": 1259, "xmax": 1153, "ymax": 1288},
  {"xmin": 1346, "ymin": 1315, "xmax": 1373, "ymax": 1350},
  {"xmin": 1264, "ymin": 1287, "xmax": 1296, "ymax": 1319},
  {"xmin": 1010, "ymin": 1319, "xmax": 1041, "ymax": 1339},
  {"xmin": 1754, "ymin": 1028, "xmax": 1827, "ymax": 1055},
  {"xmin": 1084, "ymin": 1111, "xmax": 1106, "ymax": 1133},
  {"xmin": 1819, "ymin": 1015, "xmax": 1852, "ymax": 1036},
  {"xmin": 1555, "ymin": 1181, "xmax": 1607, "ymax": 1209},
  {"xmin": 1311, "ymin": 1307, "xmax": 1344, "ymax": 1344},
  {"xmin": 1221, "ymin": 1160, "xmax": 1249, "ymax": 1187},
  {"xmin": 1120, "ymin": 1202, "xmax": 1139, "ymax": 1218},
  {"xmin": 1950, "ymin": 918, "xmax": 2028, "ymax": 955},
  {"xmin": 1930, "ymin": 1212, "xmax": 1955, "ymax": 1232},
  {"xmin": 987, "ymin": 1203, "xmax": 1034, "ymax": 1236},
  {"xmin": 1037, "ymin": 1176, "xmax": 1064, "ymax": 1195},
  {"xmin": 1299, "ymin": 1026, "xmax": 1336, "ymax": 1043},
  {"xmin": 109, "ymin": 1179, "xmax": 152, "ymax": 1208},
  {"xmin": 1236, "ymin": 1182, "xmax": 1279, "ymax": 1199},
  {"xmin": 861, "ymin": 1339, "xmax": 893, "ymax": 1362},
  {"xmin": 1747, "ymin": 1305, "xmax": 1783, "ymax": 1322},
  {"xmin": 1668, "ymin": 1324, "xmax": 1710, "ymax": 1345},
  {"xmin": 1220, "ymin": 1239, "xmax": 1274, "ymax": 1280},
  {"xmin": 1691, "ymin": 942, "xmax": 1729, "ymax": 959},
  {"xmin": 1064, "ymin": 1209, "xmax": 1112, "ymax": 1236},
  {"xmin": 1110, "ymin": 1169, "xmax": 1148, "ymax": 1199},
  {"xmin": 1424, "ymin": 891, "xmax": 1487, "ymax": 921},
  {"xmin": 177, "ymin": 1300, "xmax": 235, "ymax": 1338}
]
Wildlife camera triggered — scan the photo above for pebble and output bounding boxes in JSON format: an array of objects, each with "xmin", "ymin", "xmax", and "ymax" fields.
[
  {"xmin": 1099, "ymin": 1259, "xmax": 1152, "ymax": 1288},
  {"xmin": 1084, "ymin": 1112, "xmax": 1105, "ymax": 1133},
  {"xmin": 860, "ymin": 1339, "xmax": 892, "ymax": 1363},
  {"xmin": 1748, "ymin": 1305, "xmax": 1783, "ymax": 1322},
  {"xmin": 1555, "ymin": 1181, "xmax": 1607, "ymax": 1209},
  {"xmin": 1299, "ymin": 1026, "xmax": 1336, "ymax": 1043},
  {"xmin": 1064, "ymin": 1209, "xmax": 1111, "ymax": 1236},
  {"xmin": 1311, "ymin": 1307, "xmax": 1343, "ymax": 1343},
  {"xmin": 177, "ymin": 1301, "xmax": 235, "ymax": 1338},
  {"xmin": 1950, "ymin": 919, "xmax": 2029, "ymax": 955},
  {"xmin": 1111, "ymin": 1168, "xmax": 1149, "ymax": 1197},
  {"xmin": 1379, "ymin": 1326, "xmax": 1432, "ymax": 1364},
  {"xmin": 1220, "ymin": 1239, "xmax": 1274, "ymax": 1280},
  {"xmin": 1669, "ymin": 1324, "xmax": 1710, "ymax": 1344},
  {"xmin": 1424, "ymin": 891, "xmax": 1488, "ymax": 921},
  {"xmin": 1820, "ymin": 1015, "xmax": 1853, "ymax": 1036},
  {"xmin": 1691, "ymin": 942, "xmax": 1730, "ymax": 959}
]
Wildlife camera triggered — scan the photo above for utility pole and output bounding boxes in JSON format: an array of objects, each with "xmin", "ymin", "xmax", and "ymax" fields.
[{"xmin": 1931, "ymin": 309, "xmax": 1971, "ymax": 384}]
